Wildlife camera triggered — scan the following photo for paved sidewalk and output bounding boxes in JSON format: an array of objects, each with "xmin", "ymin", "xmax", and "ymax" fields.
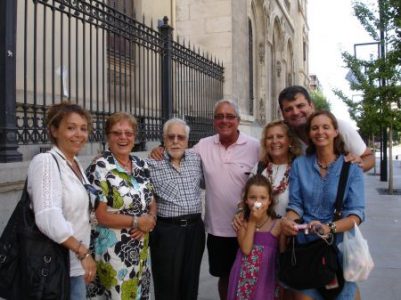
[
  {"xmin": 196, "ymin": 160, "xmax": 401, "ymax": 300},
  {"xmin": 359, "ymin": 160, "xmax": 401, "ymax": 300}
]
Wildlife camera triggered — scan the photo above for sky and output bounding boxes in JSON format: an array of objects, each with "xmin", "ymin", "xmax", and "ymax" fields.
[{"xmin": 308, "ymin": 0, "xmax": 377, "ymax": 127}]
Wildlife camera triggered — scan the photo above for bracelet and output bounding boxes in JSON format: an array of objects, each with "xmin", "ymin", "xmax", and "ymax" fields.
[
  {"xmin": 77, "ymin": 251, "xmax": 91, "ymax": 261},
  {"xmin": 327, "ymin": 222, "xmax": 337, "ymax": 234},
  {"xmin": 132, "ymin": 216, "xmax": 139, "ymax": 229}
]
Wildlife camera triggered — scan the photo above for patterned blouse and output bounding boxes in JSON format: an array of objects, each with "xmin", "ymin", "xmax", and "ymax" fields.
[{"xmin": 86, "ymin": 150, "xmax": 154, "ymax": 299}]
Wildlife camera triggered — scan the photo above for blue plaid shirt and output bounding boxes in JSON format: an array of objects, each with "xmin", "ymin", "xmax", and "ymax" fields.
[{"xmin": 147, "ymin": 150, "xmax": 204, "ymax": 217}]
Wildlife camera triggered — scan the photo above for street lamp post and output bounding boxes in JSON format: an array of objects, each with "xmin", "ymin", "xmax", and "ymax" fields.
[
  {"xmin": 378, "ymin": 0, "xmax": 388, "ymax": 182},
  {"xmin": 352, "ymin": 41, "xmax": 387, "ymax": 181}
]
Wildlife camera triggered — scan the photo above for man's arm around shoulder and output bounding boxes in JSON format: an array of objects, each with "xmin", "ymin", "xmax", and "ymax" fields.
[
  {"xmin": 359, "ymin": 148, "xmax": 375, "ymax": 172},
  {"xmin": 344, "ymin": 147, "xmax": 375, "ymax": 172}
]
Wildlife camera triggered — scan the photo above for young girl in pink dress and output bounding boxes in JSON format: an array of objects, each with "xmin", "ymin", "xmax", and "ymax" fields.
[{"xmin": 227, "ymin": 174, "xmax": 282, "ymax": 300}]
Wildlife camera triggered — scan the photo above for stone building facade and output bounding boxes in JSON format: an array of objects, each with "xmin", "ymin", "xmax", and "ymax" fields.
[
  {"xmin": 0, "ymin": 0, "xmax": 309, "ymax": 231},
  {"xmin": 135, "ymin": 0, "xmax": 309, "ymax": 134}
]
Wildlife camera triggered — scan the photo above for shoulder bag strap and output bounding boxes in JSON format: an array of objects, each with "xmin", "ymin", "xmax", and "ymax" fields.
[
  {"xmin": 333, "ymin": 161, "xmax": 351, "ymax": 221},
  {"xmin": 23, "ymin": 152, "xmax": 62, "ymax": 219},
  {"xmin": 49, "ymin": 152, "xmax": 61, "ymax": 173},
  {"xmin": 257, "ymin": 161, "xmax": 265, "ymax": 175},
  {"xmin": 25, "ymin": 152, "xmax": 60, "ymax": 201}
]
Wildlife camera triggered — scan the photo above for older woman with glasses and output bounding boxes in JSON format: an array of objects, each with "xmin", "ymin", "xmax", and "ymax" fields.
[{"xmin": 86, "ymin": 112, "xmax": 156, "ymax": 299}]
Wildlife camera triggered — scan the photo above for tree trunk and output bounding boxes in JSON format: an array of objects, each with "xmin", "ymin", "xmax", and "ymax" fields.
[
  {"xmin": 371, "ymin": 133, "xmax": 377, "ymax": 175},
  {"xmin": 388, "ymin": 125, "xmax": 393, "ymax": 194}
]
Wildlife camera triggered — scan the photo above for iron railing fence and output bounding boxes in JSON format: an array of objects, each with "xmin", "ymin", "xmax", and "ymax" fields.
[{"xmin": 13, "ymin": 0, "xmax": 223, "ymax": 152}]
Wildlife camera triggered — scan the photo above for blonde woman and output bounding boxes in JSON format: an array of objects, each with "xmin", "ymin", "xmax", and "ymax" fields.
[{"xmin": 249, "ymin": 120, "xmax": 301, "ymax": 216}]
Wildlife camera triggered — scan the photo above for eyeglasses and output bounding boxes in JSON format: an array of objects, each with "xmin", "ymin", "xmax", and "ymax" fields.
[
  {"xmin": 165, "ymin": 134, "xmax": 187, "ymax": 142},
  {"xmin": 214, "ymin": 114, "xmax": 237, "ymax": 121},
  {"xmin": 108, "ymin": 131, "xmax": 135, "ymax": 138}
]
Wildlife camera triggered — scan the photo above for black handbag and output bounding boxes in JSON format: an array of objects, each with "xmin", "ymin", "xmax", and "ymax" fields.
[
  {"xmin": 279, "ymin": 235, "xmax": 339, "ymax": 290},
  {"xmin": 0, "ymin": 193, "xmax": 20, "ymax": 298},
  {"xmin": 279, "ymin": 162, "xmax": 350, "ymax": 298},
  {"xmin": 0, "ymin": 154, "xmax": 70, "ymax": 299}
]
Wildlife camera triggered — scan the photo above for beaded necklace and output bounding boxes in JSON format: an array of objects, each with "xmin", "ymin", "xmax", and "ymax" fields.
[
  {"xmin": 266, "ymin": 162, "xmax": 291, "ymax": 196},
  {"xmin": 317, "ymin": 155, "xmax": 337, "ymax": 170}
]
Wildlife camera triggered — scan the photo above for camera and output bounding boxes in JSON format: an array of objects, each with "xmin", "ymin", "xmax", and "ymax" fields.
[{"xmin": 294, "ymin": 223, "xmax": 309, "ymax": 234}]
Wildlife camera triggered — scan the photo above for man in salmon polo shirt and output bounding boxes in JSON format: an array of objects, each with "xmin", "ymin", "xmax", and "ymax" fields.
[{"xmin": 192, "ymin": 99, "xmax": 259, "ymax": 300}]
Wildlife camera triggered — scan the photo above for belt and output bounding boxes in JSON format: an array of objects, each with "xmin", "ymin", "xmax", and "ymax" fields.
[{"xmin": 157, "ymin": 214, "xmax": 201, "ymax": 227}]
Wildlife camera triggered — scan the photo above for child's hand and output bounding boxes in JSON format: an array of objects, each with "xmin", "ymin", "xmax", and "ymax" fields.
[{"xmin": 250, "ymin": 202, "xmax": 266, "ymax": 221}]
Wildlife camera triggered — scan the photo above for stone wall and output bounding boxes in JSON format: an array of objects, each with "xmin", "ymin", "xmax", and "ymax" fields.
[{"xmin": 174, "ymin": 0, "xmax": 309, "ymax": 128}]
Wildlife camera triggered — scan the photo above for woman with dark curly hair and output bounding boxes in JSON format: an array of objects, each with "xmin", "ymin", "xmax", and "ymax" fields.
[{"xmin": 86, "ymin": 112, "xmax": 156, "ymax": 299}]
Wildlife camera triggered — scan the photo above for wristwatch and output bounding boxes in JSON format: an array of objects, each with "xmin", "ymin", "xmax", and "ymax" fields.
[{"xmin": 327, "ymin": 222, "xmax": 337, "ymax": 234}]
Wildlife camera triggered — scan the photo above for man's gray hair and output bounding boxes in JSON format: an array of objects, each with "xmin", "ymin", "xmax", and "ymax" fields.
[
  {"xmin": 163, "ymin": 118, "xmax": 190, "ymax": 138},
  {"xmin": 214, "ymin": 99, "xmax": 240, "ymax": 118}
]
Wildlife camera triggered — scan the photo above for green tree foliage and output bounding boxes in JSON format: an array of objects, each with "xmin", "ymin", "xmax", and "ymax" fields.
[
  {"xmin": 335, "ymin": 0, "xmax": 401, "ymax": 135},
  {"xmin": 310, "ymin": 90, "xmax": 331, "ymax": 111},
  {"xmin": 388, "ymin": 0, "xmax": 401, "ymax": 61},
  {"xmin": 336, "ymin": 0, "xmax": 401, "ymax": 193},
  {"xmin": 333, "ymin": 89, "xmax": 381, "ymax": 141}
]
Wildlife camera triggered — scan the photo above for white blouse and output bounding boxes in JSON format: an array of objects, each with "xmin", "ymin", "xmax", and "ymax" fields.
[{"xmin": 27, "ymin": 146, "xmax": 91, "ymax": 276}]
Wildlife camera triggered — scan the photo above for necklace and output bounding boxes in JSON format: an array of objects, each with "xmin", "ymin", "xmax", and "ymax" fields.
[
  {"xmin": 64, "ymin": 158, "xmax": 84, "ymax": 183},
  {"xmin": 317, "ymin": 161, "xmax": 329, "ymax": 169},
  {"xmin": 317, "ymin": 156, "xmax": 337, "ymax": 170},
  {"xmin": 55, "ymin": 152, "xmax": 84, "ymax": 183},
  {"xmin": 266, "ymin": 162, "xmax": 291, "ymax": 196},
  {"xmin": 256, "ymin": 217, "xmax": 270, "ymax": 231},
  {"xmin": 65, "ymin": 158, "xmax": 75, "ymax": 166},
  {"xmin": 115, "ymin": 156, "xmax": 132, "ymax": 171}
]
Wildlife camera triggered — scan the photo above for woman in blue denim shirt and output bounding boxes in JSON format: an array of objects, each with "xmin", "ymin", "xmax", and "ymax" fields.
[{"xmin": 282, "ymin": 111, "xmax": 365, "ymax": 300}]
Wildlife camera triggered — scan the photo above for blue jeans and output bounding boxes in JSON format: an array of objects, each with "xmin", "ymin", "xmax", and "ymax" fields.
[
  {"xmin": 300, "ymin": 281, "xmax": 357, "ymax": 300},
  {"xmin": 70, "ymin": 275, "xmax": 86, "ymax": 300}
]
